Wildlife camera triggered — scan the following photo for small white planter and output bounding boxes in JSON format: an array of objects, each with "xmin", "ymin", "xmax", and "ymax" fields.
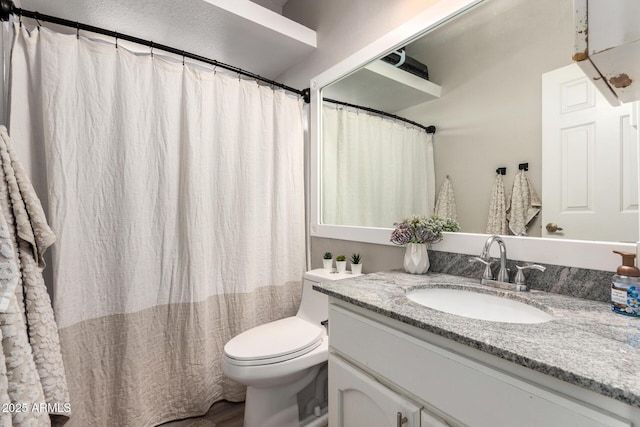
[
  {"xmin": 336, "ymin": 260, "xmax": 347, "ymax": 273},
  {"xmin": 403, "ymin": 243, "xmax": 430, "ymax": 274},
  {"xmin": 322, "ymin": 258, "xmax": 333, "ymax": 270},
  {"xmin": 351, "ymin": 263, "xmax": 362, "ymax": 275}
]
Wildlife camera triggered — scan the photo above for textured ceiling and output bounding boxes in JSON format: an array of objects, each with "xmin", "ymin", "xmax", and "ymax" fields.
[{"xmin": 15, "ymin": 0, "xmax": 313, "ymax": 80}]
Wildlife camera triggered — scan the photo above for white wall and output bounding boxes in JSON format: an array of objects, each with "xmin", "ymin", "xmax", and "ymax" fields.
[{"xmin": 279, "ymin": 0, "xmax": 440, "ymax": 88}]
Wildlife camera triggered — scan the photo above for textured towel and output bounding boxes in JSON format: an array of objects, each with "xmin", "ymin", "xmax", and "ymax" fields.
[
  {"xmin": 486, "ymin": 174, "xmax": 508, "ymax": 235},
  {"xmin": 0, "ymin": 126, "xmax": 70, "ymax": 424},
  {"xmin": 507, "ymin": 170, "xmax": 541, "ymax": 235},
  {"xmin": 434, "ymin": 175, "xmax": 457, "ymax": 221}
]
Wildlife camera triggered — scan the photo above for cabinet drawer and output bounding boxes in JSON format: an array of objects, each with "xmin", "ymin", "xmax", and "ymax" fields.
[{"xmin": 330, "ymin": 304, "xmax": 631, "ymax": 427}]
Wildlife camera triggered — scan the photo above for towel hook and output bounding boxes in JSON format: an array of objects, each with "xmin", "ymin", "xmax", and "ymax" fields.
[{"xmin": 518, "ymin": 163, "xmax": 528, "ymax": 171}]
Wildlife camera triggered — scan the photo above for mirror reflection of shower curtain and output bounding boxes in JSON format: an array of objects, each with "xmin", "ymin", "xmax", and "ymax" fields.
[{"xmin": 322, "ymin": 105, "xmax": 435, "ymax": 228}]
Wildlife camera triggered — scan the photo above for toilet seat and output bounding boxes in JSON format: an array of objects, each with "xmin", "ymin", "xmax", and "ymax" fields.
[{"xmin": 224, "ymin": 317, "xmax": 324, "ymax": 366}]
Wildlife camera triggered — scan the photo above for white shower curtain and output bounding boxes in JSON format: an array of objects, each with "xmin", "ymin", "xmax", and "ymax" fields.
[
  {"xmin": 322, "ymin": 105, "xmax": 435, "ymax": 228},
  {"xmin": 9, "ymin": 23, "xmax": 305, "ymax": 426}
]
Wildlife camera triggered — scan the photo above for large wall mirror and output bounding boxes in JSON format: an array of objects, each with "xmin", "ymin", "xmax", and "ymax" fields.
[{"xmin": 309, "ymin": 0, "xmax": 638, "ymax": 270}]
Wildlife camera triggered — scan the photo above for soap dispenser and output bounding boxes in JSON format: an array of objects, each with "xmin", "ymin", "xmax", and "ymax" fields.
[{"xmin": 611, "ymin": 250, "xmax": 640, "ymax": 317}]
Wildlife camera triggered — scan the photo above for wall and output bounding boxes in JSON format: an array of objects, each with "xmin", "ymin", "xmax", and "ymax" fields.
[{"xmin": 398, "ymin": 0, "xmax": 573, "ymax": 235}]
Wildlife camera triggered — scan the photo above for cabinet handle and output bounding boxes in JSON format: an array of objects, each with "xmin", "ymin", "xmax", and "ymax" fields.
[{"xmin": 397, "ymin": 411, "xmax": 408, "ymax": 426}]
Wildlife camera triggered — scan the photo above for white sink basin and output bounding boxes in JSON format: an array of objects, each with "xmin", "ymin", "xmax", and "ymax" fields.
[{"xmin": 406, "ymin": 288, "xmax": 553, "ymax": 324}]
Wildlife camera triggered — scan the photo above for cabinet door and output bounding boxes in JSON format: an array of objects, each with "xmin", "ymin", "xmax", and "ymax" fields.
[{"xmin": 329, "ymin": 355, "xmax": 421, "ymax": 427}]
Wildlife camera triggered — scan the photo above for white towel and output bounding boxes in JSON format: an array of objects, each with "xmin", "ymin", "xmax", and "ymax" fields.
[
  {"xmin": 507, "ymin": 170, "xmax": 541, "ymax": 235},
  {"xmin": 486, "ymin": 174, "xmax": 508, "ymax": 235},
  {"xmin": 434, "ymin": 176, "xmax": 457, "ymax": 221}
]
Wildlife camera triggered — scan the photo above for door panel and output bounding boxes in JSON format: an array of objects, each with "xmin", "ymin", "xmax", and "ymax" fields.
[
  {"xmin": 329, "ymin": 356, "xmax": 421, "ymax": 427},
  {"xmin": 542, "ymin": 63, "xmax": 638, "ymax": 241}
]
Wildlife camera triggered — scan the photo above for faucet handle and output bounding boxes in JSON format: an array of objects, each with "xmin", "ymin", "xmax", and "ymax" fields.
[
  {"xmin": 514, "ymin": 264, "xmax": 546, "ymax": 285},
  {"xmin": 470, "ymin": 257, "xmax": 493, "ymax": 280}
]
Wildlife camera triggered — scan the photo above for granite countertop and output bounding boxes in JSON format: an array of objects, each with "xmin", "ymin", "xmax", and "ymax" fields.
[{"xmin": 313, "ymin": 270, "xmax": 640, "ymax": 408}]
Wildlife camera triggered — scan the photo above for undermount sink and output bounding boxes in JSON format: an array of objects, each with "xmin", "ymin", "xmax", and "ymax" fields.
[{"xmin": 406, "ymin": 288, "xmax": 553, "ymax": 324}]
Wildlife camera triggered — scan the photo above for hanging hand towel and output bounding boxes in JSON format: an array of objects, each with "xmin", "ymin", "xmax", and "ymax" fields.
[
  {"xmin": 434, "ymin": 175, "xmax": 457, "ymax": 221},
  {"xmin": 486, "ymin": 174, "xmax": 508, "ymax": 235},
  {"xmin": 507, "ymin": 170, "xmax": 541, "ymax": 235}
]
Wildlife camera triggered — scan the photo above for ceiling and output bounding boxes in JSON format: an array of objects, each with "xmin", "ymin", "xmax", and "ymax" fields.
[{"xmin": 14, "ymin": 0, "xmax": 313, "ymax": 81}]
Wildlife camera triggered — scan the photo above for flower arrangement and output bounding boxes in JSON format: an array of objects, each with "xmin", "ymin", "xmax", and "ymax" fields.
[{"xmin": 390, "ymin": 215, "xmax": 460, "ymax": 246}]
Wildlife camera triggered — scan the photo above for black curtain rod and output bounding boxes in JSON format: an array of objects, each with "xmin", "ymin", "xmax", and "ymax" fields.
[
  {"xmin": 323, "ymin": 97, "xmax": 436, "ymax": 134},
  {"xmin": 0, "ymin": 0, "xmax": 311, "ymax": 103}
]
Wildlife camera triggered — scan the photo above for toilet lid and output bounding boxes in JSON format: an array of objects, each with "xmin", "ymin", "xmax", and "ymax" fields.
[{"xmin": 224, "ymin": 317, "xmax": 324, "ymax": 366}]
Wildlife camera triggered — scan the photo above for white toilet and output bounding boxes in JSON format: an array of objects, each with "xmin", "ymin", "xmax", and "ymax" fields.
[{"xmin": 222, "ymin": 268, "xmax": 357, "ymax": 427}]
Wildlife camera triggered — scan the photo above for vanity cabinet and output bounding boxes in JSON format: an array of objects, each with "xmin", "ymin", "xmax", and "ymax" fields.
[{"xmin": 328, "ymin": 302, "xmax": 633, "ymax": 427}]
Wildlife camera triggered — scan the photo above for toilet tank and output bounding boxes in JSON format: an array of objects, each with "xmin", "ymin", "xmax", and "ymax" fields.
[{"xmin": 297, "ymin": 269, "xmax": 359, "ymax": 325}]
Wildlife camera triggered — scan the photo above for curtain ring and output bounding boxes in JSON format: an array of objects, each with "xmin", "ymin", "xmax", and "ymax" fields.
[
  {"xmin": 18, "ymin": 9, "xmax": 22, "ymax": 27},
  {"xmin": 182, "ymin": 50, "xmax": 185, "ymax": 66},
  {"xmin": 114, "ymin": 32, "xmax": 118, "ymax": 49},
  {"xmin": 150, "ymin": 41, "xmax": 154, "ymax": 58},
  {"xmin": 34, "ymin": 12, "xmax": 41, "ymax": 27},
  {"xmin": 76, "ymin": 22, "xmax": 80, "ymax": 40}
]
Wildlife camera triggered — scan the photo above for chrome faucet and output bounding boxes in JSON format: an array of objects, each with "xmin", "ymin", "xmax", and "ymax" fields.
[
  {"xmin": 480, "ymin": 235, "xmax": 509, "ymax": 283},
  {"xmin": 470, "ymin": 235, "xmax": 546, "ymax": 292}
]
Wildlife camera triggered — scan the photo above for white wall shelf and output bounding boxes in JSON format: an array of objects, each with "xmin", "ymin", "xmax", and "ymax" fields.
[
  {"xmin": 17, "ymin": 0, "xmax": 317, "ymax": 80},
  {"xmin": 323, "ymin": 59, "xmax": 440, "ymax": 114}
]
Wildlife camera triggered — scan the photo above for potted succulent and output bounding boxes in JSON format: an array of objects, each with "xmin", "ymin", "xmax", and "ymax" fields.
[
  {"xmin": 335, "ymin": 255, "xmax": 347, "ymax": 273},
  {"xmin": 322, "ymin": 252, "xmax": 333, "ymax": 270},
  {"xmin": 390, "ymin": 215, "xmax": 459, "ymax": 274},
  {"xmin": 350, "ymin": 253, "xmax": 362, "ymax": 275}
]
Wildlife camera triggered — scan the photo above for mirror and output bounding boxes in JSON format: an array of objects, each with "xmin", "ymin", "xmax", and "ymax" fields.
[{"xmin": 318, "ymin": 0, "xmax": 639, "ymax": 243}]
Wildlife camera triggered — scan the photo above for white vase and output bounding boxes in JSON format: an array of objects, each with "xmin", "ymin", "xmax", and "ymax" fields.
[
  {"xmin": 403, "ymin": 243, "xmax": 430, "ymax": 274},
  {"xmin": 336, "ymin": 260, "xmax": 347, "ymax": 273},
  {"xmin": 323, "ymin": 258, "xmax": 333, "ymax": 270},
  {"xmin": 351, "ymin": 263, "xmax": 362, "ymax": 275}
]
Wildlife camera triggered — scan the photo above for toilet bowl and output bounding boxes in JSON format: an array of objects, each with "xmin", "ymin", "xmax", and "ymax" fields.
[{"xmin": 222, "ymin": 268, "xmax": 358, "ymax": 427}]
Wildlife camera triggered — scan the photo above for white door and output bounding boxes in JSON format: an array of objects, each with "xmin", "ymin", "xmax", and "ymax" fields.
[
  {"xmin": 542, "ymin": 63, "xmax": 638, "ymax": 241},
  {"xmin": 329, "ymin": 355, "xmax": 421, "ymax": 427}
]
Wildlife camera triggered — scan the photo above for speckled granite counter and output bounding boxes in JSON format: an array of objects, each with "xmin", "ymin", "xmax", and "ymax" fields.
[{"xmin": 313, "ymin": 270, "xmax": 640, "ymax": 409}]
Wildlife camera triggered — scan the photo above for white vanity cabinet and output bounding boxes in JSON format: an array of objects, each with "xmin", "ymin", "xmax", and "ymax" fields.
[{"xmin": 328, "ymin": 302, "xmax": 634, "ymax": 427}]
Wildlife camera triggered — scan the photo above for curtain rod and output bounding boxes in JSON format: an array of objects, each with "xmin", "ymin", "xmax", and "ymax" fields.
[
  {"xmin": 323, "ymin": 97, "xmax": 436, "ymax": 134},
  {"xmin": 0, "ymin": 0, "xmax": 311, "ymax": 103}
]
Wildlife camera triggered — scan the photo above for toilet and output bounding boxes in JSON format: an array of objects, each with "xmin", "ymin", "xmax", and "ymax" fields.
[{"xmin": 222, "ymin": 268, "xmax": 357, "ymax": 427}]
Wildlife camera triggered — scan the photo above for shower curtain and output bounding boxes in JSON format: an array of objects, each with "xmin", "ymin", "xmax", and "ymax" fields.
[
  {"xmin": 8, "ymin": 23, "xmax": 305, "ymax": 426},
  {"xmin": 322, "ymin": 105, "xmax": 435, "ymax": 228}
]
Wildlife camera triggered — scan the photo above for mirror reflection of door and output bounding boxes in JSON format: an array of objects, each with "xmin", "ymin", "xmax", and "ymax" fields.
[{"xmin": 542, "ymin": 64, "xmax": 639, "ymax": 242}]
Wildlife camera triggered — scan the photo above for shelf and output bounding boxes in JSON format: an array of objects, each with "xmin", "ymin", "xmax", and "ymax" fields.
[
  {"xmin": 323, "ymin": 59, "xmax": 441, "ymax": 114},
  {"xmin": 18, "ymin": 0, "xmax": 317, "ymax": 80}
]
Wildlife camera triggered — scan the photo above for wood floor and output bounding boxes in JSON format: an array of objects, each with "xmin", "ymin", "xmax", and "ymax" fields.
[{"xmin": 159, "ymin": 400, "xmax": 244, "ymax": 427}]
